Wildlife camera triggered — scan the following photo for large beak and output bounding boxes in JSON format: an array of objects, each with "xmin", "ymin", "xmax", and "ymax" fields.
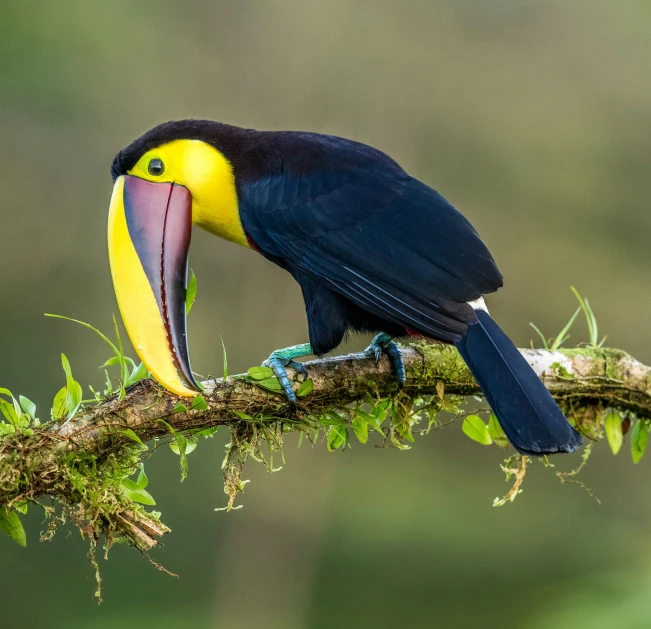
[{"xmin": 108, "ymin": 175, "xmax": 200, "ymax": 396}]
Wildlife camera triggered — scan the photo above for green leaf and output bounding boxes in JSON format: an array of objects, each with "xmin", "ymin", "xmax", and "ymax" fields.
[
  {"xmin": 352, "ymin": 415, "xmax": 369, "ymax": 444},
  {"xmin": 255, "ymin": 377, "xmax": 283, "ymax": 392},
  {"xmin": 61, "ymin": 353, "xmax": 73, "ymax": 381},
  {"xmin": 0, "ymin": 398, "xmax": 19, "ymax": 427},
  {"xmin": 0, "ymin": 389, "xmax": 19, "ymax": 425},
  {"xmin": 66, "ymin": 381, "xmax": 83, "ymax": 420},
  {"xmin": 195, "ymin": 426, "xmax": 219, "ymax": 437},
  {"xmin": 189, "ymin": 395, "xmax": 208, "ymax": 411},
  {"xmin": 127, "ymin": 362, "xmax": 149, "ymax": 386},
  {"xmin": 221, "ymin": 337, "xmax": 228, "ymax": 379},
  {"xmin": 247, "ymin": 366, "xmax": 275, "ymax": 380},
  {"xmin": 550, "ymin": 306, "xmax": 581, "ymax": 350},
  {"xmin": 355, "ymin": 409, "xmax": 385, "ymax": 435},
  {"xmin": 327, "ymin": 424, "xmax": 348, "ymax": 451},
  {"xmin": 11, "ymin": 396, "xmax": 21, "ymax": 419},
  {"xmin": 185, "ymin": 269, "xmax": 197, "ymax": 315},
  {"xmin": 99, "ymin": 356, "xmax": 121, "ymax": 369},
  {"xmin": 51, "ymin": 386, "xmax": 68, "ymax": 421},
  {"xmin": 528, "ymin": 322, "xmax": 549, "ymax": 350},
  {"xmin": 232, "ymin": 410, "xmax": 253, "ymax": 420},
  {"xmin": 60, "ymin": 354, "xmax": 83, "ymax": 420},
  {"xmin": 371, "ymin": 399, "xmax": 390, "ymax": 423},
  {"xmin": 120, "ymin": 478, "xmax": 141, "ymax": 492},
  {"xmin": 318, "ymin": 411, "xmax": 346, "ymax": 426},
  {"xmin": 570, "ymin": 287, "xmax": 599, "ymax": 346},
  {"xmin": 172, "ymin": 402, "xmax": 189, "ymax": 413},
  {"xmin": 169, "ymin": 435, "xmax": 186, "ymax": 455},
  {"xmin": 122, "ymin": 428, "xmax": 147, "ymax": 449},
  {"xmin": 137, "ymin": 464, "xmax": 148, "ymax": 488},
  {"xmin": 394, "ymin": 421, "xmax": 415, "ymax": 443},
  {"xmin": 120, "ymin": 480, "xmax": 156, "ymax": 505},
  {"xmin": 487, "ymin": 413, "xmax": 509, "ymax": 448},
  {"xmin": 100, "ymin": 355, "xmax": 137, "ymax": 375},
  {"xmin": 631, "ymin": 421, "xmax": 649, "ymax": 464},
  {"xmin": 19, "ymin": 396, "xmax": 36, "ymax": 420},
  {"xmin": 170, "ymin": 434, "xmax": 198, "ymax": 456},
  {"xmin": 604, "ymin": 409, "xmax": 623, "ymax": 455},
  {"xmin": 390, "ymin": 431, "xmax": 411, "ymax": 450},
  {"xmin": 585, "ymin": 299, "xmax": 599, "ymax": 346},
  {"xmin": 157, "ymin": 419, "xmax": 190, "ymax": 480},
  {"xmin": 296, "ymin": 378, "xmax": 314, "ymax": 397},
  {"xmin": 112, "ymin": 315, "xmax": 128, "ymax": 399},
  {"xmin": 0, "ymin": 506, "xmax": 27, "ymax": 547},
  {"xmin": 462, "ymin": 415, "xmax": 493, "ymax": 446},
  {"xmin": 13, "ymin": 500, "xmax": 28, "ymax": 515}
]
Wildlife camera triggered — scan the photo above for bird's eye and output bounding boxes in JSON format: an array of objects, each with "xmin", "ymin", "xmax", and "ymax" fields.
[{"xmin": 148, "ymin": 158, "xmax": 165, "ymax": 176}]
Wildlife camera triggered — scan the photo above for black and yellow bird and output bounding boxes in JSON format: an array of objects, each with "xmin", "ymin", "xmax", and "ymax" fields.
[{"xmin": 108, "ymin": 120, "xmax": 582, "ymax": 455}]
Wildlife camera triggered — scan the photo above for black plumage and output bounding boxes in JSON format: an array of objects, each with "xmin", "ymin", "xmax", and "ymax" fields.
[{"xmin": 112, "ymin": 120, "xmax": 582, "ymax": 454}]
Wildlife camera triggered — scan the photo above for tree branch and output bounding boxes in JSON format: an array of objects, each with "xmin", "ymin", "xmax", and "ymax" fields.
[
  {"xmin": 56, "ymin": 344, "xmax": 651, "ymax": 442},
  {"xmin": 1, "ymin": 342, "xmax": 649, "ymax": 566}
]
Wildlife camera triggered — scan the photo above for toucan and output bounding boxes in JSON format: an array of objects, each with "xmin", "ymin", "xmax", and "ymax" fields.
[{"xmin": 108, "ymin": 119, "xmax": 582, "ymax": 455}]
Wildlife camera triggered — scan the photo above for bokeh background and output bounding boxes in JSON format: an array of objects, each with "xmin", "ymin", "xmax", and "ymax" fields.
[{"xmin": 2, "ymin": 1, "xmax": 651, "ymax": 627}]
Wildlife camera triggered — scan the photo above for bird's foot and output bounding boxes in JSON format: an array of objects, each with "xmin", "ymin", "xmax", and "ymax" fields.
[
  {"xmin": 364, "ymin": 333, "xmax": 406, "ymax": 387},
  {"xmin": 262, "ymin": 343, "xmax": 312, "ymax": 405}
]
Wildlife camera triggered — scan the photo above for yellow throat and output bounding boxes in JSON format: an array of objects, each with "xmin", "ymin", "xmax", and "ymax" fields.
[{"xmin": 127, "ymin": 139, "xmax": 249, "ymax": 247}]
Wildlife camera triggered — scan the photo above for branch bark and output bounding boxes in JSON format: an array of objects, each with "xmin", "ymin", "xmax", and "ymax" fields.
[
  {"xmin": 56, "ymin": 343, "xmax": 651, "ymax": 446},
  {"xmin": 1, "ymin": 342, "xmax": 649, "ymax": 553}
]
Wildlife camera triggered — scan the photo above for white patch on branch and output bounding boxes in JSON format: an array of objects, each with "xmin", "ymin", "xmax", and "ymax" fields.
[{"xmin": 521, "ymin": 349, "xmax": 575, "ymax": 379}]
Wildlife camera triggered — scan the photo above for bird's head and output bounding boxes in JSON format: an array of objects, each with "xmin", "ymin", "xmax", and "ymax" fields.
[{"xmin": 107, "ymin": 120, "xmax": 250, "ymax": 396}]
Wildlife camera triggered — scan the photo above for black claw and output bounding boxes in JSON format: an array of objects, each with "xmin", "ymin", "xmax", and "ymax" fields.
[
  {"xmin": 385, "ymin": 341, "xmax": 406, "ymax": 386},
  {"xmin": 365, "ymin": 334, "xmax": 406, "ymax": 386},
  {"xmin": 288, "ymin": 360, "xmax": 309, "ymax": 379}
]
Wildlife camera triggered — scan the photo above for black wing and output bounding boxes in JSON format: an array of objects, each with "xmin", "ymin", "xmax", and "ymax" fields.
[{"xmin": 238, "ymin": 135, "xmax": 503, "ymax": 343}]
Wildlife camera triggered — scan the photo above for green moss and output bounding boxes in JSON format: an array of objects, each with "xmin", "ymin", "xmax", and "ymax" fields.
[
  {"xmin": 0, "ymin": 426, "xmax": 171, "ymax": 599},
  {"xmin": 410, "ymin": 341, "xmax": 474, "ymax": 385},
  {"xmin": 550, "ymin": 362, "xmax": 574, "ymax": 379},
  {"xmin": 549, "ymin": 347, "xmax": 632, "ymax": 381}
]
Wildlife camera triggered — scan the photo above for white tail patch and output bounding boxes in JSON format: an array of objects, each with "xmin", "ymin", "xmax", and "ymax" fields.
[{"xmin": 468, "ymin": 297, "xmax": 489, "ymax": 314}]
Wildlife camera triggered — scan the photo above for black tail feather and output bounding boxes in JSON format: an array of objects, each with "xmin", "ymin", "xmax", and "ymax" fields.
[{"xmin": 455, "ymin": 310, "xmax": 582, "ymax": 455}]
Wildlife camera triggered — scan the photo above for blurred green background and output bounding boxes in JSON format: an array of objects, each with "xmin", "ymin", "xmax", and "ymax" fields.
[{"xmin": 2, "ymin": 1, "xmax": 651, "ymax": 627}]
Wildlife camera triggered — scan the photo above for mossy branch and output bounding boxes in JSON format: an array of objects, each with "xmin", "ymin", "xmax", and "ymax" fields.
[
  {"xmin": 58, "ymin": 343, "xmax": 651, "ymax": 446},
  {"xmin": 1, "ymin": 341, "xmax": 649, "ymax": 590}
]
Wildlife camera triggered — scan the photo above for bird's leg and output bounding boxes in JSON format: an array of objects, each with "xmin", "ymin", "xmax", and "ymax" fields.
[
  {"xmin": 364, "ymin": 333, "xmax": 406, "ymax": 386},
  {"xmin": 262, "ymin": 343, "xmax": 313, "ymax": 404}
]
